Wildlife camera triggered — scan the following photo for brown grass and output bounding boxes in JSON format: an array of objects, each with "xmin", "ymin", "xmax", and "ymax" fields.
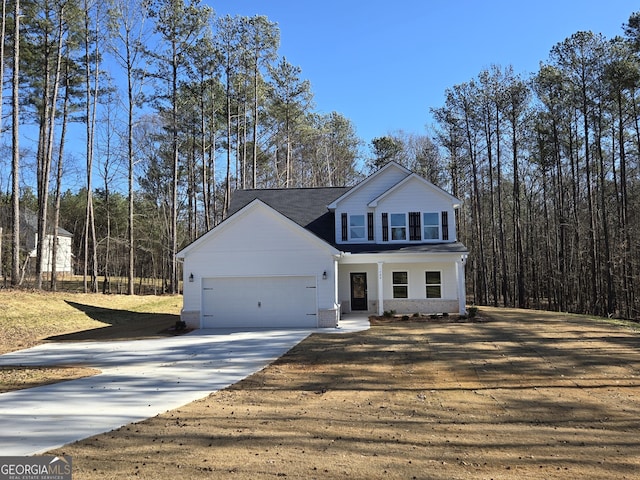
[
  {"xmin": 0, "ymin": 290, "xmax": 183, "ymax": 392},
  {"xmin": 36, "ymin": 306, "xmax": 640, "ymax": 480},
  {"xmin": 0, "ymin": 366, "xmax": 99, "ymax": 393}
]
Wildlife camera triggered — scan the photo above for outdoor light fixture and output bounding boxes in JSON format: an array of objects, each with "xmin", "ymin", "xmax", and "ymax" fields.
[
  {"xmin": 322, "ymin": 271, "xmax": 327, "ymax": 280},
  {"xmin": 189, "ymin": 273, "xmax": 194, "ymax": 282}
]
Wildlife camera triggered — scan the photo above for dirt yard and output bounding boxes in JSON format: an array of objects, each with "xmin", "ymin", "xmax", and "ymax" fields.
[{"xmin": 38, "ymin": 307, "xmax": 640, "ymax": 479}]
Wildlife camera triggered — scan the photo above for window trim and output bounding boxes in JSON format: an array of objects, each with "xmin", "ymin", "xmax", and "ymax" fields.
[
  {"xmin": 348, "ymin": 214, "xmax": 366, "ymax": 241},
  {"xmin": 380, "ymin": 211, "xmax": 445, "ymax": 243},
  {"xmin": 425, "ymin": 270, "xmax": 442, "ymax": 299},
  {"xmin": 390, "ymin": 213, "xmax": 407, "ymax": 241},
  {"xmin": 423, "ymin": 212, "xmax": 440, "ymax": 241},
  {"xmin": 392, "ymin": 271, "xmax": 409, "ymax": 299}
]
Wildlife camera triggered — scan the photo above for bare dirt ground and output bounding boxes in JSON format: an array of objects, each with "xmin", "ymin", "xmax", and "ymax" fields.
[{"xmin": 39, "ymin": 307, "xmax": 640, "ymax": 479}]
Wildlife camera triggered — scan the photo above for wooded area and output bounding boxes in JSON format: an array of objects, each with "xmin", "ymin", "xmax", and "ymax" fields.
[
  {"xmin": 0, "ymin": 0, "xmax": 361, "ymax": 294},
  {"xmin": 1, "ymin": 1, "xmax": 639, "ymax": 320},
  {"xmin": 432, "ymin": 20, "xmax": 640, "ymax": 320}
]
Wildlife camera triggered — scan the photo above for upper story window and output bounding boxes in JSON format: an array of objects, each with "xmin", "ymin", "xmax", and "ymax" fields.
[
  {"xmin": 382, "ymin": 210, "xmax": 450, "ymax": 242},
  {"xmin": 423, "ymin": 212, "xmax": 440, "ymax": 240},
  {"xmin": 341, "ymin": 212, "xmax": 374, "ymax": 242},
  {"xmin": 349, "ymin": 214, "xmax": 365, "ymax": 240},
  {"xmin": 390, "ymin": 214, "xmax": 407, "ymax": 241}
]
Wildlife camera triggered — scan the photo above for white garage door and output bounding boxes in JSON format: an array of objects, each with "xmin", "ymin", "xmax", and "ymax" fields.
[{"xmin": 201, "ymin": 276, "xmax": 318, "ymax": 328}]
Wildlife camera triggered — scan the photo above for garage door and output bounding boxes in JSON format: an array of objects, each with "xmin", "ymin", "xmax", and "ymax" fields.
[{"xmin": 201, "ymin": 276, "xmax": 318, "ymax": 328}]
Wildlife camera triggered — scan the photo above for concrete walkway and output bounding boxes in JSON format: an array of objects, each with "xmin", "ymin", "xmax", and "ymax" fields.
[{"xmin": 0, "ymin": 316, "xmax": 369, "ymax": 456}]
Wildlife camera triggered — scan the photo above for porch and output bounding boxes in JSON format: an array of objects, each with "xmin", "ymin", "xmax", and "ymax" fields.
[{"xmin": 337, "ymin": 251, "xmax": 467, "ymax": 316}]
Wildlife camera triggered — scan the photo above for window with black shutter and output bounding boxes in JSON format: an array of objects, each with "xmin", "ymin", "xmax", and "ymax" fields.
[
  {"xmin": 409, "ymin": 212, "xmax": 421, "ymax": 241},
  {"xmin": 367, "ymin": 212, "xmax": 374, "ymax": 241},
  {"xmin": 382, "ymin": 213, "xmax": 389, "ymax": 242},
  {"xmin": 341, "ymin": 213, "xmax": 348, "ymax": 241},
  {"xmin": 441, "ymin": 211, "xmax": 449, "ymax": 241}
]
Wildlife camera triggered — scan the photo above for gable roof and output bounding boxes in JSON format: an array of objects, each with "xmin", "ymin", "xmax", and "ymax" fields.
[
  {"xmin": 178, "ymin": 198, "xmax": 342, "ymax": 258},
  {"xmin": 0, "ymin": 207, "xmax": 73, "ymax": 238},
  {"xmin": 367, "ymin": 173, "xmax": 462, "ymax": 208},
  {"xmin": 326, "ymin": 161, "xmax": 411, "ymax": 210},
  {"xmin": 229, "ymin": 187, "xmax": 351, "ymax": 245},
  {"xmin": 179, "ymin": 162, "xmax": 468, "ymax": 257}
]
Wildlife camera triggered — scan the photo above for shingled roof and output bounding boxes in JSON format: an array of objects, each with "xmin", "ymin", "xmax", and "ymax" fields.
[
  {"xmin": 228, "ymin": 187, "xmax": 351, "ymax": 245},
  {"xmin": 228, "ymin": 187, "xmax": 467, "ymax": 255}
]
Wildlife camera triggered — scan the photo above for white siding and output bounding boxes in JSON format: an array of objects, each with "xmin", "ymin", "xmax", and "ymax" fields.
[
  {"xmin": 382, "ymin": 262, "xmax": 457, "ymax": 300},
  {"xmin": 334, "ymin": 166, "xmax": 409, "ymax": 244},
  {"xmin": 182, "ymin": 203, "xmax": 338, "ymax": 322},
  {"xmin": 335, "ymin": 173, "xmax": 458, "ymax": 245},
  {"xmin": 374, "ymin": 177, "xmax": 457, "ymax": 242},
  {"xmin": 39, "ymin": 234, "xmax": 73, "ymax": 274}
]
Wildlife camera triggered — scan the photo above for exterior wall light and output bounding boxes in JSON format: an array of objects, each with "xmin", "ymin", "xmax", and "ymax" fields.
[
  {"xmin": 322, "ymin": 271, "xmax": 327, "ymax": 280},
  {"xmin": 189, "ymin": 273, "xmax": 194, "ymax": 282}
]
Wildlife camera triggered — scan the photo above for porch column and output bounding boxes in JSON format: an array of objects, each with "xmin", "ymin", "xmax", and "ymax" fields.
[
  {"xmin": 457, "ymin": 255, "xmax": 467, "ymax": 315},
  {"xmin": 334, "ymin": 257, "xmax": 340, "ymax": 313},
  {"xmin": 377, "ymin": 261, "xmax": 384, "ymax": 316}
]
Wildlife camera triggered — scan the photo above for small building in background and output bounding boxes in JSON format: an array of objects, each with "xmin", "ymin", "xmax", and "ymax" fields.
[
  {"xmin": 30, "ymin": 226, "xmax": 74, "ymax": 274},
  {"xmin": 0, "ymin": 208, "xmax": 74, "ymax": 276}
]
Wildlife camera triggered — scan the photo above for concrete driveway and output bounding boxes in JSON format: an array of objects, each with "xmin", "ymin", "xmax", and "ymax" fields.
[{"xmin": 0, "ymin": 316, "xmax": 369, "ymax": 456}]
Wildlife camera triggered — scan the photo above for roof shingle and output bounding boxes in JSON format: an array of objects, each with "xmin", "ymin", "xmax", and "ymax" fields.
[
  {"xmin": 228, "ymin": 187, "xmax": 468, "ymax": 255},
  {"xmin": 229, "ymin": 187, "xmax": 351, "ymax": 245}
]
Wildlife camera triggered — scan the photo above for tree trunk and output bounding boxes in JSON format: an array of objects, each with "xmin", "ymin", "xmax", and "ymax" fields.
[
  {"xmin": 50, "ymin": 64, "xmax": 71, "ymax": 291},
  {"xmin": 36, "ymin": 4, "xmax": 65, "ymax": 289},
  {"xmin": 127, "ymin": 39, "xmax": 135, "ymax": 295},
  {"xmin": 170, "ymin": 40, "xmax": 179, "ymax": 294},
  {"xmin": 224, "ymin": 76, "xmax": 232, "ymax": 217},
  {"xmin": 200, "ymin": 78, "xmax": 210, "ymax": 231},
  {"xmin": 0, "ymin": 0, "xmax": 6, "ymax": 134},
  {"xmin": 11, "ymin": 0, "xmax": 20, "ymax": 286},
  {"xmin": 252, "ymin": 61, "xmax": 259, "ymax": 188}
]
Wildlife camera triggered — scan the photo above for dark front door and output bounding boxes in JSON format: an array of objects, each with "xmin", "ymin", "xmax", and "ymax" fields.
[{"xmin": 350, "ymin": 273, "xmax": 368, "ymax": 311}]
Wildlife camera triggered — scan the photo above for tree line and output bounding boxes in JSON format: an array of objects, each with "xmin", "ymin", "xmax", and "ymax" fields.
[
  {"xmin": 430, "ymin": 13, "xmax": 640, "ymax": 320},
  {"xmin": 2, "ymin": 0, "xmax": 639, "ymax": 321},
  {"xmin": 0, "ymin": 0, "xmax": 361, "ymax": 293}
]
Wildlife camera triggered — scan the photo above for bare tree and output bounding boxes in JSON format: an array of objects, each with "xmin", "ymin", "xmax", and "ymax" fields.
[
  {"xmin": 11, "ymin": 0, "xmax": 20, "ymax": 286},
  {"xmin": 109, "ymin": 0, "xmax": 151, "ymax": 294}
]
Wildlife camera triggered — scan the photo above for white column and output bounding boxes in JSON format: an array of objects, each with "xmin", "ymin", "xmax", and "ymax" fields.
[
  {"xmin": 457, "ymin": 255, "xmax": 467, "ymax": 315},
  {"xmin": 377, "ymin": 261, "xmax": 384, "ymax": 316},
  {"xmin": 334, "ymin": 257, "xmax": 340, "ymax": 316}
]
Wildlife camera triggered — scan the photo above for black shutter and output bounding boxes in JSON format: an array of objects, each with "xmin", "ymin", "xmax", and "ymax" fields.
[
  {"xmin": 409, "ymin": 212, "xmax": 421, "ymax": 241},
  {"xmin": 341, "ymin": 213, "xmax": 348, "ymax": 241},
  {"xmin": 441, "ymin": 211, "xmax": 449, "ymax": 241},
  {"xmin": 367, "ymin": 212, "xmax": 374, "ymax": 241},
  {"xmin": 382, "ymin": 213, "xmax": 389, "ymax": 242}
]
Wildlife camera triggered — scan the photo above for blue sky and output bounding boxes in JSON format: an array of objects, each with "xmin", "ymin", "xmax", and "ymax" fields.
[{"xmin": 210, "ymin": 0, "xmax": 637, "ymax": 149}]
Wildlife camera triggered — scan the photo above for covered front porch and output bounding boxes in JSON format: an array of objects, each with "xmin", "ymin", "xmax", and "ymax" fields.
[{"xmin": 337, "ymin": 251, "xmax": 467, "ymax": 316}]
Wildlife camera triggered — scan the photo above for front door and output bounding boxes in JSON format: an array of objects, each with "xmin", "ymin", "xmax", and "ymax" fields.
[{"xmin": 350, "ymin": 273, "xmax": 368, "ymax": 311}]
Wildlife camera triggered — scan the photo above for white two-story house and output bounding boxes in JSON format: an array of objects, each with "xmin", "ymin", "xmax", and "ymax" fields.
[{"xmin": 177, "ymin": 161, "xmax": 468, "ymax": 329}]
